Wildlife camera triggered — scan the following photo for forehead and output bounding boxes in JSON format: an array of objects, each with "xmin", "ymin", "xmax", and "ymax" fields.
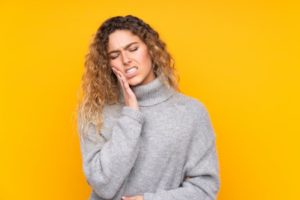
[{"xmin": 107, "ymin": 30, "xmax": 142, "ymax": 51}]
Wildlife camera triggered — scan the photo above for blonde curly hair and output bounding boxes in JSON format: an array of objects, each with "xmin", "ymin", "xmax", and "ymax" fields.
[{"xmin": 76, "ymin": 15, "xmax": 180, "ymax": 136}]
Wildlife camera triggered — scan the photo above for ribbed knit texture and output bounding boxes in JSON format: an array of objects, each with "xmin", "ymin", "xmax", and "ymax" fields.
[
  {"xmin": 118, "ymin": 73, "xmax": 176, "ymax": 107},
  {"xmin": 78, "ymin": 74, "xmax": 220, "ymax": 200}
]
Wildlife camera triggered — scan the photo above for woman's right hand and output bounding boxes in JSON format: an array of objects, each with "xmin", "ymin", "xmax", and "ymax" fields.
[{"xmin": 112, "ymin": 67, "xmax": 139, "ymax": 111}]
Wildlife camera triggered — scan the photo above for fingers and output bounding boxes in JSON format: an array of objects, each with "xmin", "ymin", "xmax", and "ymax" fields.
[
  {"xmin": 111, "ymin": 67, "xmax": 139, "ymax": 110},
  {"xmin": 121, "ymin": 75, "xmax": 135, "ymax": 97},
  {"xmin": 112, "ymin": 67, "xmax": 126, "ymax": 92},
  {"xmin": 122, "ymin": 195, "xmax": 142, "ymax": 200},
  {"xmin": 122, "ymin": 197, "xmax": 134, "ymax": 200},
  {"xmin": 112, "ymin": 67, "xmax": 132, "ymax": 97},
  {"xmin": 122, "ymin": 196, "xmax": 134, "ymax": 200},
  {"xmin": 112, "ymin": 67, "xmax": 122, "ymax": 83},
  {"xmin": 112, "ymin": 67, "xmax": 124, "ymax": 85}
]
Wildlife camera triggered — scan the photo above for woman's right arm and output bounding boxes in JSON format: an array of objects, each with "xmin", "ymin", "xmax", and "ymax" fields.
[{"xmin": 77, "ymin": 106, "xmax": 145, "ymax": 199}]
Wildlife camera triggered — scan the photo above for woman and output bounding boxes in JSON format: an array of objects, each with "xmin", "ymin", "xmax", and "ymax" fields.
[{"xmin": 77, "ymin": 15, "xmax": 220, "ymax": 200}]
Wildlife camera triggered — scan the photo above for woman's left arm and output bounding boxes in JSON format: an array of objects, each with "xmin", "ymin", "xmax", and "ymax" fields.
[
  {"xmin": 141, "ymin": 135, "xmax": 220, "ymax": 200},
  {"xmin": 127, "ymin": 101, "xmax": 221, "ymax": 200}
]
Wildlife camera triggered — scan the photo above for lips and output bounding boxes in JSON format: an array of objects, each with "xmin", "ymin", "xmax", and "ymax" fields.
[{"xmin": 125, "ymin": 66, "xmax": 138, "ymax": 78}]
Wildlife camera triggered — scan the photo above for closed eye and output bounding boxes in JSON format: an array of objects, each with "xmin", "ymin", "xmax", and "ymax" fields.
[
  {"xmin": 109, "ymin": 55, "xmax": 118, "ymax": 60},
  {"xmin": 109, "ymin": 46, "xmax": 138, "ymax": 60},
  {"xmin": 129, "ymin": 47, "xmax": 138, "ymax": 52}
]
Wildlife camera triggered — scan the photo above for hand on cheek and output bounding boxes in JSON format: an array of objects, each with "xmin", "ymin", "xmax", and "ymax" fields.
[{"xmin": 111, "ymin": 67, "xmax": 139, "ymax": 111}]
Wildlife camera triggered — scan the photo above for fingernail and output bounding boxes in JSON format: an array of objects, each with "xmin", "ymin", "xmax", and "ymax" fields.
[{"xmin": 122, "ymin": 196, "xmax": 126, "ymax": 200}]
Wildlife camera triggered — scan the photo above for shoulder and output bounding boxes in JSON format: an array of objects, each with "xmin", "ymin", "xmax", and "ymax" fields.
[
  {"xmin": 77, "ymin": 103, "xmax": 121, "ymax": 134},
  {"xmin": 174, "ymin": 92, "xmax": 216, "ymax": 141},
  {"xmin": 172, "ymin": 92, "xmax": 210, "ymax": 118}
]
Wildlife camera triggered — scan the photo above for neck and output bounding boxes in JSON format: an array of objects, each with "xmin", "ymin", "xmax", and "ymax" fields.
[{"xmin": 118, "ymin": 74, "xmax": 176, "ymax": 107}]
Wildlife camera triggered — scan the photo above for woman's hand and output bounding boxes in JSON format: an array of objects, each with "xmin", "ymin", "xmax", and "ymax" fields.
[
  {"xmin": 122, "ymin": 195, "xmax": 143, "ymax": 200},
  {"xmin": 112, "ymin": 67, "xmax": 139, "ymax": 111},
  {"xmin": 120, "ymin": 177, "xmax": 191, "ymax": 200}
]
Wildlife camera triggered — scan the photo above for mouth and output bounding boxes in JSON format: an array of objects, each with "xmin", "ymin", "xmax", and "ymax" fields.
[{"xmin": 125, "ymin": 66, "xmax": 138, "ymax": 78}]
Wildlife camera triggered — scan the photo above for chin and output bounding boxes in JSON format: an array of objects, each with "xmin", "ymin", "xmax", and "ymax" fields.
[{"xmin": 127, "ymin": 75, "xmax": 144, "ymax": 86}]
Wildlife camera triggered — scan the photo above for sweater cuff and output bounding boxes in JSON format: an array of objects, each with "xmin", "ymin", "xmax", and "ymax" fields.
[{"xmin": 121, "ymin": 106, "xmax": 145, "ymax": 124}]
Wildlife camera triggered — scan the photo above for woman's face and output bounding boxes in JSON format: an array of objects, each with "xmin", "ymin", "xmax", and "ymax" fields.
[{"xmin": 107, "ymin": 29, "xmax": 156, "ymax": 86}]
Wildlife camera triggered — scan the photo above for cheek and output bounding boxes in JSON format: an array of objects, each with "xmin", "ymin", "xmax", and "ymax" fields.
[
  {"xmin": 137, "ymin": 49, "xmax": 151, "ymax": 66},
  {"xmin": 109, "ymin": 59, "xmax": 122, "ymax": 70}
]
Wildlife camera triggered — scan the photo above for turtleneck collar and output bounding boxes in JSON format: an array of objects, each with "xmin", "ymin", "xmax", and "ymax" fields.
[{"xmin": 118, "ymin": 74, "xmax": 176, "ymax": 107}]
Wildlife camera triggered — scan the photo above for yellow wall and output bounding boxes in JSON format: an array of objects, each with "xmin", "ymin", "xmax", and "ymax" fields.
[{"xmin": 1, "ymin": 0, "xmax": 299, "ymax": 199}]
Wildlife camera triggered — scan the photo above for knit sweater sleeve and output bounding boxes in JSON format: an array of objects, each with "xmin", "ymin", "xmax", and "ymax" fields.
[
  {"xmin": 143, "ymin": 101, "xmax": 220, "ymax": 200},
  {"xmin": 77, "ymin": 106, "xmax": 145, "ymax": 199}
]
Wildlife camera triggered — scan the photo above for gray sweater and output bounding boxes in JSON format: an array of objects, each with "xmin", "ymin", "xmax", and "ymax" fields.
[{"xmin": 77, "ymin": 74, "xmax": 220, "ymax": 200}]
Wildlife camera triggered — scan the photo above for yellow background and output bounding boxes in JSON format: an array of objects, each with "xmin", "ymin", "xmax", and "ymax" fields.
[{"xmin": 1, "ymin": 0, "xmax": 299, "ymax": 199}]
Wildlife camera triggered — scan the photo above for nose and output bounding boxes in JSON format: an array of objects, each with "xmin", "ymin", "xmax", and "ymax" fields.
[{"xmin": 121, "ymin": 52, "xmax": 131, "ymax": 66}]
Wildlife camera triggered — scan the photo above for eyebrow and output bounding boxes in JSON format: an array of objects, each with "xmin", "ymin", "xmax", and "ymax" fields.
[{"xmin": 107, "ymin": 42, "xmax": 139, "ymax": 55}]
